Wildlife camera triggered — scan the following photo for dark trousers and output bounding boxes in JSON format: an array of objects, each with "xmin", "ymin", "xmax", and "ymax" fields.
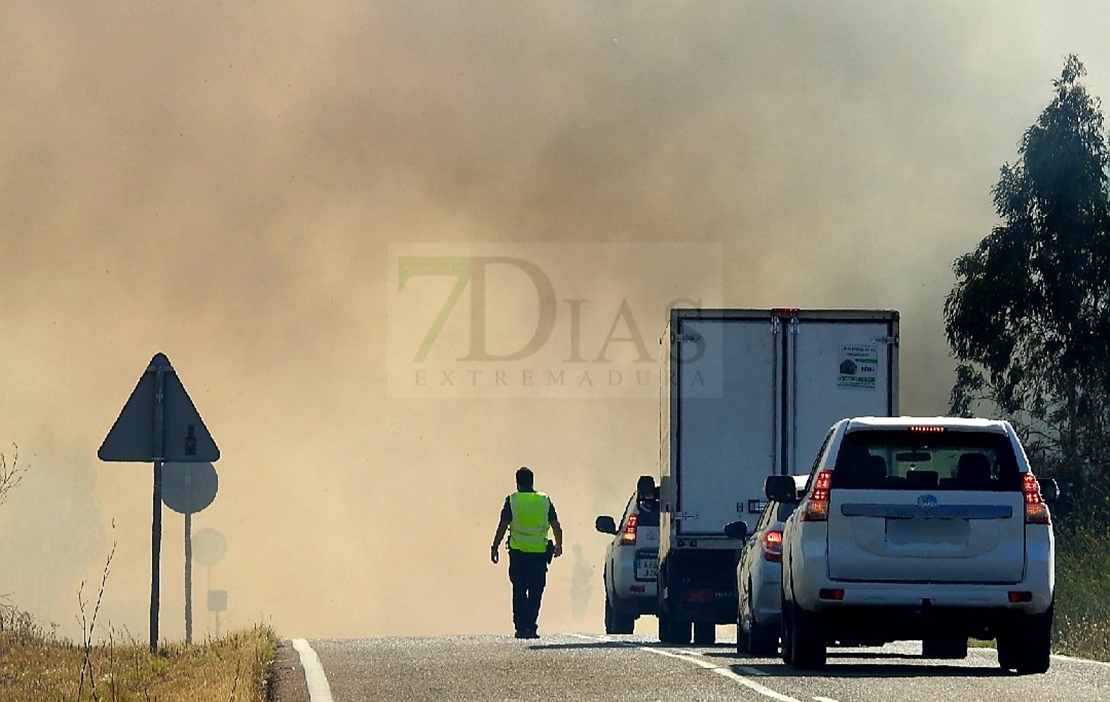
[{"xmin": 508, "ymin": 549, "xmax": 548, "ymax": 633}]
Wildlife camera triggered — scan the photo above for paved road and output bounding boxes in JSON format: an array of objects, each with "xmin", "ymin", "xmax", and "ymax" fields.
[{"xmin": 269, "ymin": 633, "xmax": 1110, "ymax": 702}]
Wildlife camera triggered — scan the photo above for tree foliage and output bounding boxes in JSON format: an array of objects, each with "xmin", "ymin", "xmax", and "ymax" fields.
[{"xmin": 944, "ymin": 55, "xmax": 1110, "ymax": 511}]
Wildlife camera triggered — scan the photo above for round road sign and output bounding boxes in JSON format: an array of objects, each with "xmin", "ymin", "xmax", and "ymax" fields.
[{"xmin": 162, "ymin": 462, "xmax": 218, "ymax": 514}]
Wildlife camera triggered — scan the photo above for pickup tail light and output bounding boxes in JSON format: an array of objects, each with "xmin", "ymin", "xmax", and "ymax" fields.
[
  {"xmin": 1023, "ymin": 473, "xmax": 1050, "ymax": 524},
  {"xmin": 620, "ymin": 513, "xmax": 639, "ymax": 544},
  {"xmin": 801, "ymin": 470, "xmax": 833, "ymax": 521},
  {"xmin": 761, "ymin": 530, "xmax": 784, "ymax": 562}
]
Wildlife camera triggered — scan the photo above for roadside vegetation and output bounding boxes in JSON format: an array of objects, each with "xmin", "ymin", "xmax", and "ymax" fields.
[
  {"xmin": 1053, "ymin": 518, "xmax": 1110, "ymax": 660},
  {"xmin": 0, "ymin": 446, "xmax": 278, "ymax": 701},
  {"xmin": 0, "ymin": 606, "xmax": 278, "ymax": 702},
  {"xmin": 944, "ymin": 55, "xmax": 1110, "ymax": 664}
]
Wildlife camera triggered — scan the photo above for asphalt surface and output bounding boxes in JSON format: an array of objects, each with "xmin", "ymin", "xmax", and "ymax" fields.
[{"xmin": 268, "ymin": 632, "xmax": 1110, "ymax": 702}]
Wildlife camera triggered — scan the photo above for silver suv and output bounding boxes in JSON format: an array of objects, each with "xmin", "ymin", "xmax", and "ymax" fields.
[
  {"xmin": 734, "ymin": 475, "xmax": 806, "ymax": 655},
  {"xmin": 595, "ymin": 476, "xmax": 660, "ymax": 635},
  {"xmin": 773, "ymin": 417, "xmax": 1058, "ymax": 673}
]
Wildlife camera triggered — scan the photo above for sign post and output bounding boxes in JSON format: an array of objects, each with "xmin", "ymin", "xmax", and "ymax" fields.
[{"xmin": 98, "ymin": 353, "xmax": 219, "ymax": 653}]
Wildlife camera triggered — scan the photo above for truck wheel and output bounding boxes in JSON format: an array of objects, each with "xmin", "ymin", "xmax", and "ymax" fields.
[
  {"xmin": 790, "ymin": 603, "xmax": 826, "ymax": 669},
  {"xmin": 749, "ymin": 618, "xmax": 778, "ymax": 656},
  {"xmin": 661, "ymin": 615, "xmax": 691, "ymax": 645},
  {"xmin": 693, "ymin": 622, "xmax": 716, "ymax": 645},
  {"xmin": 659, "ymin": 612, "xmax": 690, "ymax": 644},
  {"xmin": 673, "ymin": 619, "xmax": 692, "ymax": 645},
  {"xmin": 922, "ymin": 635, "xmax": 968, "ymax": 659}
]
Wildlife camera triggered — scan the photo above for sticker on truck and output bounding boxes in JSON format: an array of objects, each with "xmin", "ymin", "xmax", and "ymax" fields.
[{"xmin": 838, "ymin": 344, "xmax": 879, "ymax": 389}]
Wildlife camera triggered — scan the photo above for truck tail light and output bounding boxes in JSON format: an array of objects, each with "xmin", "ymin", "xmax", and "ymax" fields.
[
  {"xmin": 761, "ymin": 530, "xmax": 784, "ymax": 562},
  {"xmin": 1023, "ymin": 473, "xmax": 1050, "ymax": 524},
  {"xmin": 621, "ymin": 514, "xmax": 639, "ymax": 544},
  {"xmin": 801, "ymin": 470, "xmax": 832, "ymax": 521},
  {"xmin": 678, "ymin": 589, "xmax": 715, "ymax": 603}
]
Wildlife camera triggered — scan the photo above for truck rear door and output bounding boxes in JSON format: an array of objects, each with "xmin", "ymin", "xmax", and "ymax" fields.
[
  {"xmin": 673, "ymin": 313, "xmax": 777, "ymax": 535},
  {"xmin": 787, "ymin": 312, "xmax": 898, "ymax": 475}
]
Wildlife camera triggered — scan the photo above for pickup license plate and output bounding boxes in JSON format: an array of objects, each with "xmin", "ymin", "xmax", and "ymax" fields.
[{"xmin": 635, "ymin": 556, "xmax": 659, "ymax": 580}]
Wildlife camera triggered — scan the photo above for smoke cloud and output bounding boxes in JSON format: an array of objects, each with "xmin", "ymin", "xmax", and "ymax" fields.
[{"xmin": 0, "ymin": 0, "xmax": 1106, "ymax": 639}]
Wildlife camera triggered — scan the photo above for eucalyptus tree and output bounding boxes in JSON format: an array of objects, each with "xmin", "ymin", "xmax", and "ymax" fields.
[{"xmin": 944, "ymin": 55, "xmax": 1110, "ymax": 507}]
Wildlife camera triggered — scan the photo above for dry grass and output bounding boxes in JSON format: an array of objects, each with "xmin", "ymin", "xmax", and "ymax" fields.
[
  {"xmin": 1054, "ymin": 521, "xmax": 1110, "ymax": 661},
  {"xmin": 0, "ymin": 610, "xmax": 278, "ymax": 702}
]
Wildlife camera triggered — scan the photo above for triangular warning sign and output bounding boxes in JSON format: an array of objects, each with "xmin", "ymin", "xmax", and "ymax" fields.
[{"xmin": 98, "ymin": 353, "xmax": 220, "ymax": 463}]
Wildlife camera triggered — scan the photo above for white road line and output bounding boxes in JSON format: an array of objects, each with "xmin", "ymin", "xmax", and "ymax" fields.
[
  {"xmin": 566, "ymin": 633, "xmax": 812, "ymax": 702},
  {"xmin": 637, "ymin": 646, "xmax": 804, "ymax": 702},
  {"xmin": 813, "ymin": 697, "xmax": 841, "ymax": 702},
  {"xmin": 292, "ymin": 638, "xmax": 335, "ymax": 702},
  {"xmin": 1053, "ymin": 653, "xmax": 1110, "ymax": 667}
]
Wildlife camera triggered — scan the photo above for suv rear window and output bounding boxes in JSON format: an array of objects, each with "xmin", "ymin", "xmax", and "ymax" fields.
[
  {"xmin": 830, "ymin": 429, "xmax": 1022, "ymax": 492},
  {"xmin": 636, "ymin": 496, "xmax": 661, "ymax": 527}
]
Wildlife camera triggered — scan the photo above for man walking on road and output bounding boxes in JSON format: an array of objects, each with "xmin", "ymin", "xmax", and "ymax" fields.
[{"xmin": 491, "ymin": 466, "xmax": 563, "ymax": 639}]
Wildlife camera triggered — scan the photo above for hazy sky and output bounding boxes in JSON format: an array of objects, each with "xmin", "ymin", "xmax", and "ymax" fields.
[{"xmin": 1, "ymin": 0, "xmax": 1107, "ymax": 640}]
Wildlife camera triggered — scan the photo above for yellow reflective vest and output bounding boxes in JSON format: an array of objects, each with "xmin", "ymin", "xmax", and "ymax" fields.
[{"xmin": 508, "ymin": 491, "xmax": 551, "ymax": 553}]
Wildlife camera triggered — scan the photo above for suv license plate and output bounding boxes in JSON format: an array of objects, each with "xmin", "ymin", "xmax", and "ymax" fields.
[{"xmin": 635, "ymin": 557, "xmax": 659, "ymax": 580}]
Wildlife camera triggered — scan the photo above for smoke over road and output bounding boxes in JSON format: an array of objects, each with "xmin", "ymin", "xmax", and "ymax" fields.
[{"xmin": 0, "ymin": 0, "xmax": 1105, "ymax": 639}]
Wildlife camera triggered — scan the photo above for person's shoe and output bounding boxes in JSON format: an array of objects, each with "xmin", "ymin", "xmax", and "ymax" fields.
[
  {"xmin": 525, "ymin": 628, "xmax": 539, "ymax": 639},
  {"xmin": 514, "ymin": 630, "xmax": 528, "ymax": 639}
]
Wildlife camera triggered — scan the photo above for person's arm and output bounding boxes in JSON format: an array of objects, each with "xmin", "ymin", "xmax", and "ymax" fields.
[
  {"xmin": 491, "ymin": 497, "xmax": 512, "ymax": 563},
  {"xmin": 550, "ymin": 516, "xmax": 564, "ymax": 558},
  {"xmin": 491, "ymin": 519, "xmax": 509, "ymax": 563}
]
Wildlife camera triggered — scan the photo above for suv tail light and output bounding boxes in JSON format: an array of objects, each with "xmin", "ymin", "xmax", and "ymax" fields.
[
  {"xmin": 620, "ymin": 513, "xmax": 639, "ymax": 544},
  {"xmin": 908, "ymin": 425, "xmax": 946, "ymax": 434},
  {"xmin": 1023, "ymin": 473, "xmax": 1050, "ymax": 524},
  {"xmin": 761, "ymin": 530, "xmax": 784, "ymax": 562},
  {"xmin": 801, "ymin": 470, "xmax": 832, "ymax": 521}
]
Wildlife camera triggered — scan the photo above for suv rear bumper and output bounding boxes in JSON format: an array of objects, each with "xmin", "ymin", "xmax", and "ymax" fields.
[{"xmin": 810, "ymin": 603, "xmax": 1047, "ymax": 643}]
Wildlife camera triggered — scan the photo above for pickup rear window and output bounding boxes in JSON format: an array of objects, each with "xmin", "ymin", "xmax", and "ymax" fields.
[{"xmin": 830, "ymin": 430, "xmax": 1022, "ymax": 491}]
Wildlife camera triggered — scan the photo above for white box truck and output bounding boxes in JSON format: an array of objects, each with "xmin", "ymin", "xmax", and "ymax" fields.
[{"xmin": 657, "ymin": 308, "xmax": 899, "ymax": 644}]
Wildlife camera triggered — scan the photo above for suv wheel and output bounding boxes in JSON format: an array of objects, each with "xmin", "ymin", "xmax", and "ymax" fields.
[
  {"xmin": 735, "ymin": 606, "xmax": 750, "ymax": 654},
  {"xmin": 998, "ymin": 603, "xmax": 1053, "ymax": 674},
  {"xmin": 789, "ymin": 603, "xmax": 826, "ymax": 669},
  {"xmin": 780, "ymin": 599, "xmax": 794, "ymax": 664},
  {"xmin": 749, "ymin": 617, "xmax": 778, "ymax": 656},
  {"xmin": 739, "ymin": 581, "xmax": 777, "ymax": 655},
  {"xmin": 604, "ymin": 595, "xmax": 636, "ymax": 635}
]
